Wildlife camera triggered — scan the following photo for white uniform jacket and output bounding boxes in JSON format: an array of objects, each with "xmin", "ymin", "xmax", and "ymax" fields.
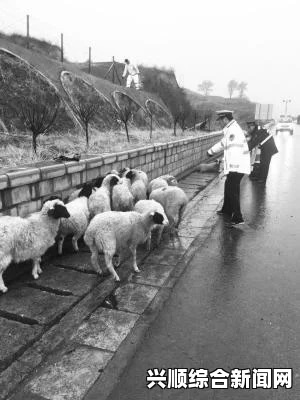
[
  {"xmin": 122, "ymin": 63, "xmax": 140, "ymax": 78},
  {"xmin": 208, "ymin": 120, "xmax": 251, "ymax": 175}
]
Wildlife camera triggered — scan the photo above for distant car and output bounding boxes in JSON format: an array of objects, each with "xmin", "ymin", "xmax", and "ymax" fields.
[{"xmin": 275, "ymin": 117, "xmax": 294, "ymax": 135}]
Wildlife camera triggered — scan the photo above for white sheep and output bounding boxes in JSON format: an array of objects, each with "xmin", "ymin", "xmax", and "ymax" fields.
[
  {"xmin": 112, "ymin": 172, "xmax": 135, "ymax": 211},
  {"xmin": 0, "ymin": 199, "xmax": 70, "ymax": 293},
  {"xmin": 148, "ymin": 174, "xmax": 178, "ymax": 194},
  {"xmin": 134, "ymin": 199, "xmax": 169, "ymax": 250},
  {"xmin": 58, "ymin": 184, "xmax": 93, "ymax": 255},
  {"xmin": 149, "ymin": 186, "xmax": 188, "ymax": 234},
  {"xmin": 88, "ymin": 174, "xmax": 120, "ymax": 218},
  {"xmin": 198, "ymin": 159, "xmax": 221, "ymax": 173},
  {"xmin": 84, "ymin": 210, "xmax": 167, "ymax": 281},
  {"xmin": 120, "ymin": 168, "xmax": 148, "ymax": 202},
  {"xmin": 126, "ymin": 169, "xmax": 147, "ymax": 203}
]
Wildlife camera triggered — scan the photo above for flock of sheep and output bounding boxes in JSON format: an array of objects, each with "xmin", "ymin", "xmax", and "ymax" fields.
[{"xmin": 0, "ymin": 168, "xmax": 188, "ymax": 293}]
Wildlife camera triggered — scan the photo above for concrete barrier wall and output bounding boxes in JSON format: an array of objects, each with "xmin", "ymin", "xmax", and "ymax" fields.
[{"xmin": 0, "ymin": 133, "xmax": 222, "ymax": 217}]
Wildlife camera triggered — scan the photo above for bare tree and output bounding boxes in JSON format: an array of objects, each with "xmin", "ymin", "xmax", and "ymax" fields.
[
  {"xmin": 19, "ymin": 85, "xmax": 61, "ymax": 153},
  {"xmin": 145, "ymin": 100, "xmax": 156, "ymax": 139},
  {"xmin": 113, "ymin": 95, "xmax": 138, "ymax": 142},
  {"xmin": 228, "ymin": 79, "xmax": 239, "ymax": 99},
  {"xmin": 178, "ymin": 101, "xmax": 191, "ymax": 133},
  {"xmin": 0, "ymin": 58, "xmax": 62, "ymax": 152},
  {"xmin": 72, "ymin": 92, "xmax": 103, "ymax": 146},
  {"xmin": 238, "ymin": 81, "xmax": 248, "ymax": 98},
  {"xmin": 198, "ymin": 80, "xmax": 214, "ymax": 96}
]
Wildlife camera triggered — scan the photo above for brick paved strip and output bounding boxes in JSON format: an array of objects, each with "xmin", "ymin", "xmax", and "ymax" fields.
[
  {"xmin": 27, "ymin": 346, "xmax": 112, "ymax": 400},
  {"xmin": 71, "ymin": 308, "xmax": 139, "ymax": 352},
  {"xmin": 0, "ymin": 318, "xmax": 42, "ymax": 373},
  {"xmin": 26, "ymin": 265, "xmax": 99, "ymax": 297},
  {"xmin": 0, "ymin": 287, "xmax": 77, "ymax": 326}
]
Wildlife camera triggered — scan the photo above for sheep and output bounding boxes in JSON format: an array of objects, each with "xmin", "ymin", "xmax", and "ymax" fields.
[
  {"xmin": 111, "ymin": 170, "xmax": 135, "ymax": 211},
  {"xmin": 88, "ymin": 174, "xmax": 120, "ymax": 218},
  {"xmin": 68, "ymin": 179, "xmax": 103, "ymax": 202},
  {"xmin": 148, "ymin": 174, "xmax": 178, "ymax": 194},
  {"xmin": 120, "ymin": 168, "xmax": 148, "ymax": 202},
  {"xmin": 149, "ymin": 186, "xmax": 188, "ymax": 235},
  {"xmin": 122, "ymin": 169, "xmax": 147, "ymax": 203},
  {"xmin": 134, "ymin": 199, "xmax": 169, "ymax": 250},
  {"xmin": 197, "ymin": 159, "xmax": 221, "ymax": 173},
  {"xmin": 0, "ymin": 199, "xmax": 70, "ymax": 293},
  {"xmin": 57, "ymin": 184, "xmax": 94, "ymax": 255},
  {"xmin": 84, "ymin": 210, "xmax": 167, "ymax": 281}
]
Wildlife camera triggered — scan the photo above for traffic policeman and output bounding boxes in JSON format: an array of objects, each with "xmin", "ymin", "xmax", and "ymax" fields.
[{"xmin": 207, "ymin": 110, "xmax": 251, "ymax": 225}]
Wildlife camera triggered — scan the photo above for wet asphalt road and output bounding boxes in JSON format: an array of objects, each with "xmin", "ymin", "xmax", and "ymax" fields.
[{"xmin": 104, "ymin": 127, "xmax": 300, "ymax": 400}]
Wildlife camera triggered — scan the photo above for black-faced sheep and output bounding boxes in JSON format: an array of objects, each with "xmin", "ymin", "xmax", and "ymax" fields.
[
  {"xmin": 58, "ymin": 184, "xmax": 94, "ymax": 255},
  {"xmin": 0, "ymin": 199, "xmax": 70, "ymax": 293},
  {"xmin": 88, "ymin": 174, "xmax": 120, "ymax": 218},
  {"xmin": 149, "ymin": 186, "xmax": 188, "ymax": 234},
  {"xmin": 84, "ymin": 210, "xmax": 167, "ymax": 281},
  {"xmin": 134, "ymin": 199, "xmax": 169, "ymax": 250},
  {"xmin": 111, "ymin": 170, "xmax": 135, "ymax": 211}
]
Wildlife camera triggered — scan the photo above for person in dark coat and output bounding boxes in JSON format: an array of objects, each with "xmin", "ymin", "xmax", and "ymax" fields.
[{"xmin": 247, "ymin": 121, "xmax": 278, "ymax": 183}]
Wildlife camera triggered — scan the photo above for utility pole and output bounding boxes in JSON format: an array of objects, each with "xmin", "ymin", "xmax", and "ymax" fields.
[
  {"xmin": 88, "ymin": 47, "xmax": 91, "ymax": 74},
  {"xmin": 60, "ymin": 33, "xmax": 64, "ymax": 63},
  {"xmin": 283, "ymin": 99, "xmax": 291, "ymax": 117},
  {"xmin": 26, "ymin": 15, "xmax": 30, "ymax": 49}
]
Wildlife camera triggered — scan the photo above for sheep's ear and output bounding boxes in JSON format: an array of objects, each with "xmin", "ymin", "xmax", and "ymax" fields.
[
  {"xmin": 48, "ymin": 204, "xmax": 70, "ymax": 219},
  {"xmin": 152, "ymin": 212, "xmax": 164, "ymax": 225},
  {"xmin": 79, "ymin": 184, "xmax": 93, "ymax": 198},
  {"xmin": 110, "ymin": 176, "xmax": 120, "ymax": 187},
  {"xmin": 43, "ymin": 195, "xmax": 62, "ymax": 205},
  {"xmin": 126, "ymin": 170, "xmax": 135, "ymax": 180},
  {"xmin": 94, "ymin": 177, "xmax": 104, "ymax": 188}
]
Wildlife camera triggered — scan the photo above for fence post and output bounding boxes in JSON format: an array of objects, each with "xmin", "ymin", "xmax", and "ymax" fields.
[
  {"xmin": 61, "ymin": 33, "xmax": 64, "ymax": 63},
  {"xmin": 26, "ymin": 15, "xmax": 30, "ymax": 49},
  {"xmin": 88, "ymin": 47, "xmax": 91, "ymax": 74}
]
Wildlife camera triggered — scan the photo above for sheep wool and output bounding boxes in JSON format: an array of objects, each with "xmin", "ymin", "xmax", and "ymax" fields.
[
  {"xmin": 148, "ymin": 175, "xmax": 178, "ymax": 194},
  {"xmin": 112, "ymin": 177, "xmax": 134, "ymax": 211},
  {"xmin": 0, "ymin": 199, "xmax": 70, "ymax": 293},
  {"xmin": 134, "ymin": 199, "xmax": 169, "ymax": 250},
  {"xmin": 149, "ymin": 186, "xmax": 188, "ymax": 233},
  {"xmin": 129, "ymin": 169, "xmax": 148, "ymax": 203},
  {"xmin": 58, "ymin": 185, "xmax": 93, "ymax": 255},
  {"xmin": 88, "ymin": 174, "xmax": 120, "ymax": 218},
  {"xmin": 84, "ymin": 210, "xmax": 166, "ymax": 281}
]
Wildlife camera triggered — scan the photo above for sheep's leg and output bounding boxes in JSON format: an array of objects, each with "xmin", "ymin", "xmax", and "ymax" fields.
[
  {"xmin": 0, "ymin": 255, "xmax": 11, "ymax": 293},
  {"xmin": 37, "ymin": 257, "xmax": 42, "ymax": 274},
  {"xmin": 105, "ymin": 253, "xmax": 120, "ymax": 281},
  {"xmin": 72, "ymin": 234, "xmax": 80, "ymax": 253},
  {"xmin": 90, "ymin": 247, "xmax": 103, "ymax": 276},
  {"xmin": 129, "ymin": 246, "xmax": 140, "ymax": 273},
  {"xmin": 146, "ymin": 233, "xmax": 152, "ymax": 251},
  {"xmin": 32, "ymin": 259, "xmax": 41, "ymax": 280},
  {"xmin": 176, "ymin": 205, "xmax": 186, "ymax": 228},
  {"xmin": 168, "ymin": 216, "xmax": 176, "ymax": 237},
  {"xmin": 157, "ymin": 226, "xmax": 164, "ymax": 245},
  {"xmin": 113, "ymin": 253, "xmax": 121, "ymax": 268},
  {"xmin": 58, "ymin": 235, "xmax": 65, "ymax": 255}
]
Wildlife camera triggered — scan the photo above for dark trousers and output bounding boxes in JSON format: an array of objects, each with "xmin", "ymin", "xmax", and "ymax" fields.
[
  {"xmin": 259, "ymin": 151, "xmax": 272, "ymax": 181},
  {"xmin": 221, "ymin": 172, "xmax": 244, "ymax": 220}
]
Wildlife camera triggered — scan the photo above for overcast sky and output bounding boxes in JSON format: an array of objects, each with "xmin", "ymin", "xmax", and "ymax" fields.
[{"xmin": 0, "ymin": 0, "xmax": 299, "ymax": 117}]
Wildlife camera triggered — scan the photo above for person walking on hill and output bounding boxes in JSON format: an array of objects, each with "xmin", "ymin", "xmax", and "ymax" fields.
[
  {"xmin": 207, "ymin": 110, "xmax": 251, "ymax": 226},
  {"xmin": 247, "ymin": 121, "xmax": 278, "ymax": 184},
  {"xmin": 122, "ymin": 59, "xmax": 141, "ymax": 90}
]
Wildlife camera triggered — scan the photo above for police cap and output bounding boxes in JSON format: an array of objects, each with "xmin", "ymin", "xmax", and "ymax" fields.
[{"xmin": 216, "ymin": 110, "xmax": 234, "ymax": 121}]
